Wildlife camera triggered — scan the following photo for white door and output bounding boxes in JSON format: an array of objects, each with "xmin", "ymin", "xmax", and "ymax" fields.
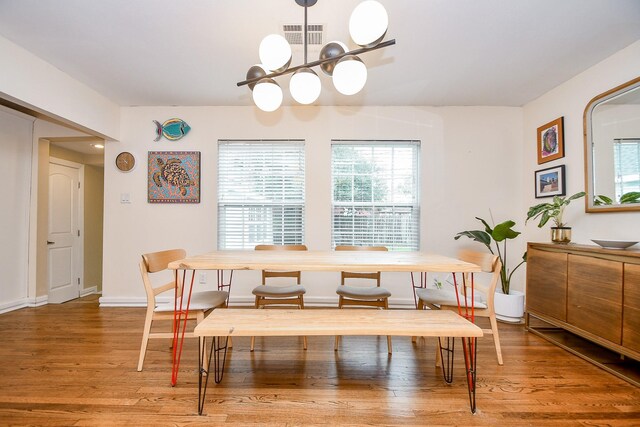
[{"xmin": 48, "ymin": 162, "xmax": 81, "ymax": 303}]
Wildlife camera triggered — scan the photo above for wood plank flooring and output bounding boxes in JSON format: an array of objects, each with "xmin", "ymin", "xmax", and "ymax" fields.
[{"xmin": 0, "ymin": 295, "xmax": 639, "ymax": 426}]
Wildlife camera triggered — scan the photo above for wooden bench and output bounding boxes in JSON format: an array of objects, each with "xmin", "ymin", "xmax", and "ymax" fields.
[{"xmin": 194, "ymin": 309, "xmax": 483, "ymax": 415}]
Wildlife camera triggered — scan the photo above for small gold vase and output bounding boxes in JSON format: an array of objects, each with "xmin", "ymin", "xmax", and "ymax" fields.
[{"xmin": 551, "ymin": 227, "xmax": 572, "ymax": 244}]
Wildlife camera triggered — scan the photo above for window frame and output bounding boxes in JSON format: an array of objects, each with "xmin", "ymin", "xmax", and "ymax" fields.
[
  {"xmin": 217, "ymin": 139, "xmax": 305, "ymax": 250},
  {"xmin": 330, "ymin": 139, "xmax": 421, "ymax": 251}
]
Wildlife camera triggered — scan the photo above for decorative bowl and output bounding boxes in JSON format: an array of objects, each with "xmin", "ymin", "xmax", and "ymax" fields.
[{"xmin": 591, "ymin": 239, "xmax": 639, "ymax": 249}]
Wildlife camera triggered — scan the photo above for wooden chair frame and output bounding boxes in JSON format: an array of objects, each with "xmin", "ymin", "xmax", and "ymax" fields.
[
  {"xmin": 415, "ymin": 249, "xmax": 504, "ymax": 365},
  {"xmin": 251, "ymin": 244, "xmax": 308, "ymax": 351},
  {"xmin": 138, "ymin": 249, "xmax": 226, "ymax": 371},
  {"xmin": 335, "ymin": 245, "xmax": 392, "ymax": 354}
]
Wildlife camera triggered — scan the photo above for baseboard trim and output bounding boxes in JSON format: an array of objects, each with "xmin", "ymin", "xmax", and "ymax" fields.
[
  {"xmin": 80, "ymin": 286, "xmax": 97, "ymax": 297},
  {"xmin": 0, "ymin": 295, "xmax": 48, "ymax": 314},
  {"xmin": 98, "ymin": 296, "xmax": 148, "ymax": 307},
  {"xmin": 0, "ymin": 299, "xmax": 28, "ymax": 314},
  {"xmin": 29, "ymin": 295, "xmax": 48, "ymax": 307}
]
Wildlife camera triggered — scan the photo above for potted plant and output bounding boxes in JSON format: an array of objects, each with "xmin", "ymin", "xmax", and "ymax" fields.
[
  {"xmin": 455, "ymin": 217, "xmax": 527, "ymax": 322},
  {"xmin": 526, "ymin": 192, "xmax": 586, "ymax": 243}
]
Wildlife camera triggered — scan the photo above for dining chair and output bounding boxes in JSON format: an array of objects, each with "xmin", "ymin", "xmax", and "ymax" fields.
[
  {"xmin": 334, "ymin": 245, "xmax": 393, "ymax": 354},
  {"xmin": 137, "ymin": 248, "xmax": 229, "ymax": 371},
  {"xmin": 251, "ymin": 244, "xmax": 308, "ymax": 351},
  {"xmin": 414, "ymin": 249, "xmax": 503, "ymax": 365}
]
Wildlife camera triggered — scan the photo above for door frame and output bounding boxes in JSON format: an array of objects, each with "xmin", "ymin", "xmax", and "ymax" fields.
[{"xmin": 48, "ymin": 157, "xmax": 84, "ymax": 302}]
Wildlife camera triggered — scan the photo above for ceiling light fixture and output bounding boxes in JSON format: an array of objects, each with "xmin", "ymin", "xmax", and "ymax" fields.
[{"xmin": 238, "ymin": 0, "xmax": 395, "ymax": 112}]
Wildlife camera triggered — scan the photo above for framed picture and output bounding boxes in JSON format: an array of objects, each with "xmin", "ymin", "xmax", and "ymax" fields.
[
  {"xmin": 148, "ymin": 151, "xmax": 200, "ymax": 203},
  {"xmin": 537, "ymin": 117, "xmax": 564, "ymax": 164},
  {"xmin": 535, "ymin": 165, "xmax": 565, "ymax": 198}
]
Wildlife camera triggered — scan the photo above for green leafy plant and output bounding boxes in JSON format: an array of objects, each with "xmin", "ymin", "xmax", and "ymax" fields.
[
  {"xmin": 621, "ymin": 191, "xmax": 640, "ymax": 204},
  {"xmin": 455, "ymin": 217, "xmax": 526, "ymax": 295},
  {"xmin": 526, "ymin": 192, "xmax": 586, "ymax": 228},
  {"xmin": 595, "ymin": 191, "xmax": 640, "ymax": 205},
  {"xmin": 594, "ymin": 194, "xmax": 613, "ymax": 206}
]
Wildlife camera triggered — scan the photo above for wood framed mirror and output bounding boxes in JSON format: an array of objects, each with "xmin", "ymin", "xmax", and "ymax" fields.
[{"xmin": 584, "ymin": 76, "xmax": 640, "ymax": 212}]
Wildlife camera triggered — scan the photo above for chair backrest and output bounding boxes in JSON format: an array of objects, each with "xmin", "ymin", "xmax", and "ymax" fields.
[
  {"xmin": 457, "ymin": 249, "xmax": 502, "ymax": 309},
  {"xmin": 255, "ymin": 244, "xmax": 308, "ymax": 285},
  {"xmin": 335, "ymin": 245, "xmax": 388, "ymax": 286},
  {"xmin": 140, "ymin": 249, "xmax": 186, "ymax": 306}
]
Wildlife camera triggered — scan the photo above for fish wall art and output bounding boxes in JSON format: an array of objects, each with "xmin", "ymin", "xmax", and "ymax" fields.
[{"xmin": 153, "ymin": 118, "xmax": 191, "ymax": 141}]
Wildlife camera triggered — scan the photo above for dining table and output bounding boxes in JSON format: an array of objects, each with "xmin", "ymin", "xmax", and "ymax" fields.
[{"xmin": 167, "ymin": 250, "xmax": 483, "ymax": 412}]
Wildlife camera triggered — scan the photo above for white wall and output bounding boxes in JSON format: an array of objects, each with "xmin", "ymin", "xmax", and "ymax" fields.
[
  {"xmin": 101, "ymin": 105, "xmax": 523, "ymax": 306},
  {"xmin": 0, "ymin": 35, "xmax": 120, "ymax": 140},
  {"xmin": 0, "ymin": 106, "xmax": 35, "ymax": 313},
  {"xmin": 522, "ymin": 40, "xmax": 640, "ymax": 244}
]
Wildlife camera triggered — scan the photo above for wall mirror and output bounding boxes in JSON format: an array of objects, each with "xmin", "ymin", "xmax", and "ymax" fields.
[{"xmin": 584, "ymin": 76, "xmax": 640, "ymax": 212}]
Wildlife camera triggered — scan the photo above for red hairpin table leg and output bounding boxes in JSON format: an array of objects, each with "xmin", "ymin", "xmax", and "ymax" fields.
[{"xmin": 171, "ymin": 269, "xmax": 196, "ymax": 386}]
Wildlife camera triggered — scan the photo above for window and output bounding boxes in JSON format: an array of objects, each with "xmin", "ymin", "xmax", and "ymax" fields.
[
  {"xmin": 331, "ymin": 140, "xmax": 420, "ymax": 251},
  {"xmin": 613, "ymin": 138, "xmax": 640, "ymax": 201},
  {"xmin": 218, "ymin": 140, "xmax": 305, "ymax": 249}
]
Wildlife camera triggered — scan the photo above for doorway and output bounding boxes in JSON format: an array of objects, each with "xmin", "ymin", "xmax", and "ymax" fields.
[{"xmin": 48, "ymin": 158, "xmax": 83, "ymax": 303}]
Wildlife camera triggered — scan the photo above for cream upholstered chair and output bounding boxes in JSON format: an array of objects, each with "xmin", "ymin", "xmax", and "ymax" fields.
[
  {"xmin": 334, "ymin": 245, "xmax": 393, "ymax": 354},
  {"xmin": 137, "ymin": 248, "xmax": 229, "ymax": 371},
  {"xmin": 251, "ymin": 244, "xmax": 308, "ymax": 351},
  {"xmin": 414, "ymin": 249, "xmax": 503, "ymax": 365}
]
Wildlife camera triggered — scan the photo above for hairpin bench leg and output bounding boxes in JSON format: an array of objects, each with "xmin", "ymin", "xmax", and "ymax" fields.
[
  {"xmin": 461, "ymin": 336, "xmax": 478, "ymax": 414},
  {"xmin": 198, "ymin": 335, "xmax": 229, "ymax": 415},
  {"xmin": 438, "ymin": 335, "xmax": 477, "ymax": 414},
  {"xmin": 438, "ymin": 336, "xmax": 455, "ymax": 383}
]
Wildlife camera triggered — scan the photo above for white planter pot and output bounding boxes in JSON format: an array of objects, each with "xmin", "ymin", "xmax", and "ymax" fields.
[{"xmin": 494, "ymin": 289, "xmax": 525, "ymax": 323}]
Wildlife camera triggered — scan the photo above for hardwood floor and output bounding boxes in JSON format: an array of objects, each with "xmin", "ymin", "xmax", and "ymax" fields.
[{"xmin": 1, "ymin": 295, "xmax": 639, "ymax": 426}]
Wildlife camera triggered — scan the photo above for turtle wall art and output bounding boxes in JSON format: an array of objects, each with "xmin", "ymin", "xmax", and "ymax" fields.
[{"xmin": 148, "ymin": 151, "xmax": 200, "ymax": 203}]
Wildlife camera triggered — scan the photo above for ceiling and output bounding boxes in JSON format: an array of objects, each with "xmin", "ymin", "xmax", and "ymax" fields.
[{"xmin": 0, "ymin": 0, "xmax": 639, "ymax": 110}]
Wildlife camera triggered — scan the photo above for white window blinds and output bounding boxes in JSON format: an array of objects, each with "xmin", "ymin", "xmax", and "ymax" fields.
[
  {"xmin": 613, "ymin": 139, "xmax": 640, "ymax": 201},
  {"xmin": 218, "ymin": 140, "xmax": 305, "ymax": 249},
  {"xmin": 331, "ymin": 140, "xmax": 420, "ymax": 251}
]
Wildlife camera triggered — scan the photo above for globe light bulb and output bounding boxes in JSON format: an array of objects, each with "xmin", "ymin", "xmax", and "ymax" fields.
[
  {"xmin": 289, "ymin": 68, "xmax": 321, "ymax": 104},
  {"xmin": 252, "ymin": 78, "xmax": 283, "ymax": 112},
  {"xmin": 332, "ymin": 55, "xmax": 367, "ymax": 95},
  {"xmin": 259, "ymin": 34, "xmax": 292, "ymax": 72},
  {"xmin": 349, "ymin": 1, "xmax": 389, "ymax": 47}
]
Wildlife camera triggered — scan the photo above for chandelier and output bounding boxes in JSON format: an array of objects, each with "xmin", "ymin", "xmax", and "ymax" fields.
[{"xmin": 238, "ymin": 0, "xmax": 395, "ymax": 112}]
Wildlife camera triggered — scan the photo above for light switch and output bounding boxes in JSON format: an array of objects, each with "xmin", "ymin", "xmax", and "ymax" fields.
[{"xmin": 120, "ymin": 193, "xmax": 131, "ymax": 204}]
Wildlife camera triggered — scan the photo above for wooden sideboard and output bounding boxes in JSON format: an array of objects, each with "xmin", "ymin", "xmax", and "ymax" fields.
[{"xmin": 526, "ymin": 242, "xmax": 640, "ymax": 386}]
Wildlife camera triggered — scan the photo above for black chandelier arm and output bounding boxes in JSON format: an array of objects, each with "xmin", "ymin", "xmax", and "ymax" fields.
[{"xmin": 237, "ymin": 39, "xmax": 396, "ymax": 87}]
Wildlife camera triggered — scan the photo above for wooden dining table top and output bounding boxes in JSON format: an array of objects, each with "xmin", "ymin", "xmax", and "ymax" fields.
[{"xmin": 167, "ymin": 250, "xmax": 481, "ymax": 273}]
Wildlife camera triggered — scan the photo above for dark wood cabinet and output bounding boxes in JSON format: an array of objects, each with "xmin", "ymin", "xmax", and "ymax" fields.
[
  {"xmin": 624, "ymin": 263, "xmax": 640, "ymax": 354},
  {"xmin": 526, "ymin": 247, "xmax": 567, "ymax": 321},
  {"xmin": 567, "ymin": 254, "xmax": 623, "ymax": 344},
  {"xmin": 526, "ymin": 243, "xmax": 640, "ymax": 385}
]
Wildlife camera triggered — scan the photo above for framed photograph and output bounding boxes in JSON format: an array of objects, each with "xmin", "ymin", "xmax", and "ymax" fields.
[
  {"xmin": 537, "ymin": 117, "xmax": 564, "ymax": 164},
  {"xmin": 535, "ymin": 165, "xmax": 565, "ymax": 198},
  {"xmin": 148, "ymin": 151, "xmax": 200, "ymax": 203}
]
